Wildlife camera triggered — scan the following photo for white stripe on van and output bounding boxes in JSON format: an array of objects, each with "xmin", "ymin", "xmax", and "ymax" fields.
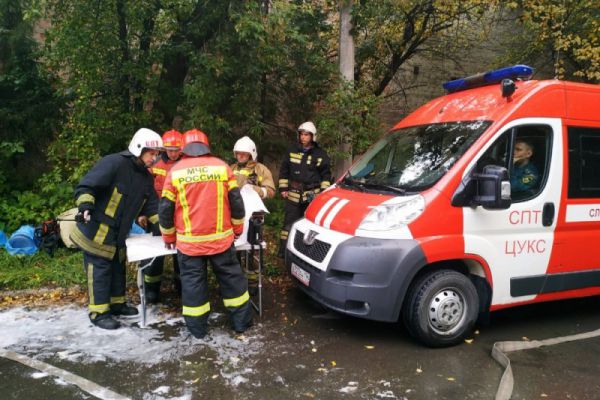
[
  {"xmin": 565, "ymin": 204, "xmax": 600, "ymax": 222},
  {"xmin": 323, "ymin": 199, "xmax": 350, "ymax": 229},
  {"xmin": 315, "ymin": 197, "xmax": 339, "ymax": 226}
]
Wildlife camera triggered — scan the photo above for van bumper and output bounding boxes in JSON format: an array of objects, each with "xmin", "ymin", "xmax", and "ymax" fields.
[{"xmin": 286, "ymin": 236, "xmax": 426, "ymax": 322}]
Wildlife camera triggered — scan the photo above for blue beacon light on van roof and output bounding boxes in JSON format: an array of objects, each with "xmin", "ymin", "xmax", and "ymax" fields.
[{"xmin": 443, "ymin": 65, "xmax": 534, "ymax": 93}]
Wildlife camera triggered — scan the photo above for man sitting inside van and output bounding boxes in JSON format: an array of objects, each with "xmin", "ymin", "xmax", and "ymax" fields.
[{"xmin": 511, "ymin": 139, "xmax": 540, "ymax": 196}]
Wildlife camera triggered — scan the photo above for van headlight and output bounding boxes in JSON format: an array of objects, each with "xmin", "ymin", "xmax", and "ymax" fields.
[{"xmin": 358, "ymin": 195, "xmax": 425, "ymax": 231}]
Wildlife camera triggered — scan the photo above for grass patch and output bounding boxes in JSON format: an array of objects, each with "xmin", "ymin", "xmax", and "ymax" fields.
[{"xmin": 0, "ymin": 247, "xmax": 85, "ymax": 291}]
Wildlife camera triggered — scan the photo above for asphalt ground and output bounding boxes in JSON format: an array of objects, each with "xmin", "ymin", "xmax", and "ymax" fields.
[{"xmin": 1, "ymin": 276, "xmax": 599, "ymax": 400}]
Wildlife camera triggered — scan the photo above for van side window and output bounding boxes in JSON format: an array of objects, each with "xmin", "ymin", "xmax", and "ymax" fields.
[
  {"xmin": 567, "ymin": 127, "xmax": 600, "ymax": 198},
  {"xmin": 476, "ymin": 125, "xmax": 552, "ymax": 202}
]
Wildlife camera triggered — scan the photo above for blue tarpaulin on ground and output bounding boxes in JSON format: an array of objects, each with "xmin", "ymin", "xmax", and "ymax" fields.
[
  {"xmin": 4, "ymin": 225, "xmax": 39, "ymax": 256},
  {"xmin": 0, "ymin": 231, "xmax": 6, "ymax": 248}
]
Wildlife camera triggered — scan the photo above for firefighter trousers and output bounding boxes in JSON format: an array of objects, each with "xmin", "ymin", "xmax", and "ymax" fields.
[
  {"xmin": 178, "ymin": 245, "xmax": 252, "ymax": 335},
  {"xmin": 142, "ymin": 255, "xmax": 180, "ymax": 286},
  {"xmin": 83, "ymin": 249, "xmax": 127, "ymax": 317},
  {"xmin": 279, "ymin": 200, "xmax": 309, "ymax": 255}
]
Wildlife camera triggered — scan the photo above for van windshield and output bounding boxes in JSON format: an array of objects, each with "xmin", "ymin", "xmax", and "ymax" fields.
[{"xmin": 344, "ymin": 121, "xmax": 491, "ymax": 193}]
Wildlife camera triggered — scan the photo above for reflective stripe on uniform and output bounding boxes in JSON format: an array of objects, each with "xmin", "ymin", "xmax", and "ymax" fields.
[
  {"xmin": 76, "ymin": 193, "xmax": 95, "ymax": 206},
  {"xmin": 160, "ymin": 225, "xmax": 176, "ymax": 235},
  {"xmin": 70, "ymin": 227, "xmax": 116, "ymax": 260},
  {"xmin": 223, "ymin": 291, "xmax": 249, "ymax": 308},
  {"xmin": 216, "ymin": 181, "xmax": 224, "ymax": 233},
  {"xmin": 93, "ymin": 223, "xmax": 109, "ymax": 245},
  {"xmin": 162, "ymin": 189, "xmax": 176, "ymax": 202},
  {"xmin": 231, "ymin": 217, "xmax": 244, "ymax": 225},
  {"xmin": 176, "ymin": 229, "xmax": 233, "ymax": 243},
  {"xmin": 105, "ymin": 187, "xmax": 122, "ymax": 218},
  {"xmin": 110, "ymin": 296, "xmax": 125, "ymax": 304},
  {"xmin": 280, "ymin": 230, "xmax": 288, "ymax": 240},
  {"xmin": 228, "ymin": 179, "xmax": 238, "ymax": 190},
  {"xmin": 177, "ymin": 184, "xmax": 193, "ymax": 236},
  {"xmin": 321, "ymin": 181, "xmax": 331, "ymax": 189},
  {"xmin": 182, "ymin": 302, "xmax": 210, "ymax": 317},
  {"xmin": 149, "ymin": 214, "xmax": 159, "ymax": 224},
  {"xmin": 144, "ymin": 274, "xmax": 162, "ymax": 283},
  {"xmin": 87, "ymin": 262, "xmax": 95, "ymax": 306},
  {"xmin": 88, "ymin": 303, "xmax": 109, "ymax": 313},
  {"xmin": 152, "ymin": 168, "xmax": 167, "ymax": 176}
]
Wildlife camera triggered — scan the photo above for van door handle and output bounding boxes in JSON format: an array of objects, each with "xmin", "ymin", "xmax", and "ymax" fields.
[{"xmin": 542, "ymin": 202, "xmax": 555, "ymax": 227}]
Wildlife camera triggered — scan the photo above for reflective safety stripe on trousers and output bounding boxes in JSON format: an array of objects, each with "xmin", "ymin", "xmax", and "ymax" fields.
[
  {"xmin": 183, "ymin": 302, "xmax": 210, "ymax": 317},
  {"xmin": 223, "ymin": 291, "xmax": 249, "ymax": 308}
]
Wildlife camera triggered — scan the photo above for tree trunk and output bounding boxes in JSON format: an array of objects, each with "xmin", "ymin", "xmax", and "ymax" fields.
[{"xmin": 336, "ymin": 0, "xmax": 354, "ymax": 179}]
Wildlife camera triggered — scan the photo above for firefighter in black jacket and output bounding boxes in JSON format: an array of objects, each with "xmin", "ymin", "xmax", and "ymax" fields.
[
  {"xmin": 278, "ymin": 121, "xmax": 332, "ymax": 257},
  {"xmin": 70, "ymin": 128, "xmax": 164, "ymax": 330}
]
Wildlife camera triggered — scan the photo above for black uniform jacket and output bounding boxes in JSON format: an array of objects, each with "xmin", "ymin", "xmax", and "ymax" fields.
[
  {"xmin": 70, "ymin": 150, "xmax": 159, "ymax": 260},
  {"xmin": 278, "ymin": 142, "xmax": 332, "ymax": 203}
]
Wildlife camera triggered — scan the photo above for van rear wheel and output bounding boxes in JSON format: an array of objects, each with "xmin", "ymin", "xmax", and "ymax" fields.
[{"xmin": 403, "ymin": 270, "xmax": 479, "ymax": 347}]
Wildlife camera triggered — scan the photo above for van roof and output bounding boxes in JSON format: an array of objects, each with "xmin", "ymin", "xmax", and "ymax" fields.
[{"xmin": 392, "ymin": 80, "xmax": 600, "ymax": 130}]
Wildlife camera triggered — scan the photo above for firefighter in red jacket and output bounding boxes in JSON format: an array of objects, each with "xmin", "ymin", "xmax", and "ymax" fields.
[
  {"xmin": 159, "ymin": 129, "xmax": 252, "ymax": 338},
  {"xmin": 143, "ymin": 129, "xmax": 183, "ymax": 303}
]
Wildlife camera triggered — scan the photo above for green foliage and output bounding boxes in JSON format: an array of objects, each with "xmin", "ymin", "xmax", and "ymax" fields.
[
  {"xmin": 0, "ymin": 248, "xmax": 85, "ymax": 290},
  {"xmin": 0, "ymin": 0, "xmax": 63, "ymax": 194},
  {"xmin": 316, "ymin": 82, "xmax": 383, "ymax": 165},
  {"xmin": 506, "ymin": 0, "xmax": 600, "ymax": 82},
  {"xmin": 263, "ymin": 196, "xmax": 285, "ymax": 229}
]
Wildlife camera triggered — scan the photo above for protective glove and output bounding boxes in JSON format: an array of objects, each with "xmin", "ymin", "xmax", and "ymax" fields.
[{"xmin": 77, "ymin": 202, "xmax": 94, "ymax": 223}]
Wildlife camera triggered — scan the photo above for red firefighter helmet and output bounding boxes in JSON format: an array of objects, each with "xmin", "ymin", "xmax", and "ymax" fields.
[
  {"xmin": 162, "ymin": 129, "xmax": 183, "ymax": 150},
  {"xmin": 182, "ymin": 129, "xmax": 210, "ymax": 156}
]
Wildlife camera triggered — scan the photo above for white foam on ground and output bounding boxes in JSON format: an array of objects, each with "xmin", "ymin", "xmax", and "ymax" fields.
[{"xmin": 0, "ymin": 305, "xmax": 263, "ymax": 388}]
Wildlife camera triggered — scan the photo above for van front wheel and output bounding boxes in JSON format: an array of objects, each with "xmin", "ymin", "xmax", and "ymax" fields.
[{"xmin": 403, "ymin": 270, "xmax": 479, "ymax": 347}]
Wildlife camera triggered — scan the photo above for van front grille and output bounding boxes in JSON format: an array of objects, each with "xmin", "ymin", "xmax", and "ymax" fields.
[{"xmin": 293, "ymin": 231, "xmax": 331, "ymax": 262}]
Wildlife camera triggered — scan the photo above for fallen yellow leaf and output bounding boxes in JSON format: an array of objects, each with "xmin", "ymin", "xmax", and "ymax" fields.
[
  {"xmin": 365, "ymin": 345, "xmax": 375, "ymax": 350},
  {"xmin": 447, "ymin": 377, "xmax": 455, "ymax": 381},
  {"xmin": 331, "ymin": 361, "xmax": 337, "ymax": 367},
  {"xmin": 464, "ymin": 338, "xmax": 473, "ymax": 344}
]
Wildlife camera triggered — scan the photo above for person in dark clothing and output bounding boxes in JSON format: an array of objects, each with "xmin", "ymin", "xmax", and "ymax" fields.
[
  {"xmin": 70, "ymin": 128, "xmax": 164, "ymax": 330},
  {"xmin": 144, "ymin": 129, "xmax": 183, "ymax": 303},
  {"xmin": 277, "ymin": 121, "xmax": 332, "ymax": 258},
  {"xmin": 159, "ymin": 129, "xmax": 252, "ymax": 339},
  {"xmin": 511, "ymin": 139, "xmax": 540, "ymax": 195}
]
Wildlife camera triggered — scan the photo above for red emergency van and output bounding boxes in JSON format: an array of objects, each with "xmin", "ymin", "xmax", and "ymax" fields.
[{"xmin": 285, "ymin": 65, "xmax": 600, "ymax": 347}]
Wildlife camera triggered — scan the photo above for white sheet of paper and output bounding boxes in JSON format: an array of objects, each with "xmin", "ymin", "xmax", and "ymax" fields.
[{"xmin": 126, "ymin": 234, "xmax": 176, "ymax": 262}]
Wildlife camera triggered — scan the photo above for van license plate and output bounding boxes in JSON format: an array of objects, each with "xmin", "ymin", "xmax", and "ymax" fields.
[{"xmin": 291, "ymin": 263, "xmax": 310, "ymax": 286}]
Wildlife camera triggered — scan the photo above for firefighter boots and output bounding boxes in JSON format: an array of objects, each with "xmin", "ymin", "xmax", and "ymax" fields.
[
  {"xmin": 145, "ymin": 282, "xmax": 161, "ymax": 304},
  {"xmin": 184, "ymin": 316, "xmax": 208, "ymax": 339},
  {"xmin": 90, "ymin": 313, "xmax": 121, "ymax": 330},
  {"xmin": 110, "ymin": 303, "xmax": 139, "ymax": 317},
  {"xmin": 231, "ymin": 302, "xmax": 253, "ymax": 334}
]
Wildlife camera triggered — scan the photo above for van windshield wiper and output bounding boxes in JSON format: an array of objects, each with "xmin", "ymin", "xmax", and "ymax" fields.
[
  {"xmin": 362, "ymin": 182, "xmax": 406, "ymax": 194},
  {"xmin": 341, "ymin": 174, "xmax": 365, "ymax": 191}
]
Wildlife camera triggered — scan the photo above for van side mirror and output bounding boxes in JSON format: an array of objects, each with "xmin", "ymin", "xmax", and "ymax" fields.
[
  {"xmin": 452, "ymin": 165, "xmax": 511, "ymax": 209},
  {"xmin": 475, "ymin": 165, "xmax": 511, "ymax": 209}
]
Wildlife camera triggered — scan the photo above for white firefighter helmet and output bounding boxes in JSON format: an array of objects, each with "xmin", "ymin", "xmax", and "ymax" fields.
[
  {"xmin": 128, "ymin": 128, "xmax": 163, "ymax": 157},
  {"xmin": 233, "ymin": 136, "xmax": 258, "ymax": 161},
  {"xmin": 298, "ymin": 121, "xmax": 317, "ymax": 142}
]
